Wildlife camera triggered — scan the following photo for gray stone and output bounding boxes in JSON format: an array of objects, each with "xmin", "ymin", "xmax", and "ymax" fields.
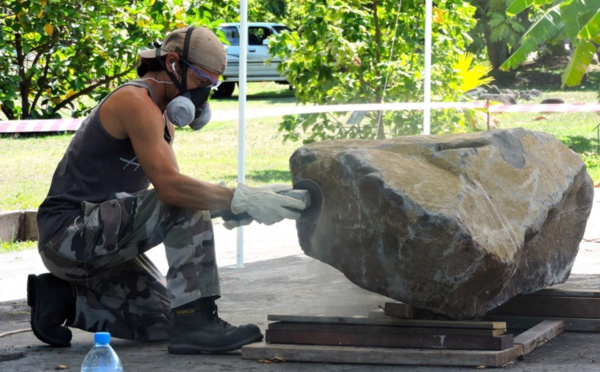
[
  {"xmin": 22, "ymin": 210, "xmax": 38, "ymax": 241},
  {"xmin": 290, "ymin": 128, "xmax": 594, "ymax": 319},
  {"xmin": 479, "ymin": 93, "xmax": 517, "ymax": 105},
  {"xmin": 487, "ymin": 85, "xmax": 501, "ymax": 94},
  {"xmin": 519, "ymin": 89, "xmax": 542, "ymax": 100},
  {"xmin": 541, "ymin": 98, "xmax": 565, "ymax": 104},
  {"xmin": 0, "ymin": 210, "xmax": 38, "ymax": 242}
]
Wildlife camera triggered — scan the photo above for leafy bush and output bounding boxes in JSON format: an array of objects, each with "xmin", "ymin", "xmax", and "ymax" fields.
[
  {"xmin": 0, "ymin": 0, "xmax": 224, "ymax": 120},
  {"xmin": 269, "ymin": 0, "xmax": 490, "ymax": 143}
]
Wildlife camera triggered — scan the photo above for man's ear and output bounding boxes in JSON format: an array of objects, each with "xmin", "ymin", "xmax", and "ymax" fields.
[{"xmin": 165, "ymin": 53, "xmax": 180, "ymax": 74}]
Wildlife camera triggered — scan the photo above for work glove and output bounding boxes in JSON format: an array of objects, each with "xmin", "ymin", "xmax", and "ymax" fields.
[
  {"xmin": 223, "ymin": 216, "xmax": 254, "ymax": 230},
  {"xmin": 231, "ymin": 183, "xmax": 306, "ymax": 225},
  {"xmin": 214, "ymin": 181, "xmax": 253, "ymax": 229}
]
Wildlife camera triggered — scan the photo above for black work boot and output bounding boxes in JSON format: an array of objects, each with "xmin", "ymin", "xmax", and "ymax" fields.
[
  {"xmin": 168, "ymin": 297, "xmax": 263, "ymax": 354},
  {"xmin": 27, "ymin": 273, "xmax": 76, "ymax": 347}
]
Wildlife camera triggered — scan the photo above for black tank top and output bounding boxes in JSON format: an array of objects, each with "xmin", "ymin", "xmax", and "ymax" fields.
[{"xmin": 37, "ymin": 80, "xmax": 166, "ymax": 247}]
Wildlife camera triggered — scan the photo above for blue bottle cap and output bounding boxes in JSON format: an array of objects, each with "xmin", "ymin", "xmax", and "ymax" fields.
[{"xmin": 94, "ymin": 332, "xmax": 111, "ymax": 344}]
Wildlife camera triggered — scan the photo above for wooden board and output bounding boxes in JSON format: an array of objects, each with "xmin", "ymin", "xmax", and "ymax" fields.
[
  {"xmin": 267, "ymin": 314, "xmax": 506, "ymax": 330},
  {"xmin": 269, "ymin": 321, "xmax": 506, "ymax": 336},
  {"xmin": 266, "ymin": 328, "xmax": 513, "ymax": 350},
  {"xmin": 383, "ymin": 302, "xmax": 414, "ymax": 319},
  {"xmin": 243, "ymin": 320, "xmax": 563, "ymax": 367},
  {"xmin": 484, "ymin": 315, "xmax": 600, "ymax": 332},
  {"xmin": 242, "ymin": 343, "xmax": 524, "ymax": 368},
  {"xmin": 488, "ymin": 296, "xmax": 600, "ymax": 318},
  {"xmin": 528, "ymin": 288, "xmax": 600, "ymax": 298},
  {"xmin": 513, "ymin": 320, "xmax": 564, "ymax": 355}
]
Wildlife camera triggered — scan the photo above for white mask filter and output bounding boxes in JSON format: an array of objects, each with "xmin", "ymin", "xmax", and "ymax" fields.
[
  {"xmin": 166, "ymin": 96, "xmax": 195, "ymax": 127},
  {"xmin": 189, "ymin": 103, "xmax": 212, "ymax": 131}
]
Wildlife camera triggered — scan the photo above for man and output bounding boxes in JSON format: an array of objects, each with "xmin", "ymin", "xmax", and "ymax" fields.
[{"xmin": 28, "ymin": 26, "xmax": 305, "ymax": 354}]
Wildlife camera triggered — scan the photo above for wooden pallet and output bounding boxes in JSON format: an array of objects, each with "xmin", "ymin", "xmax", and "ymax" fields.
[
  {"xmin": 241, "ymin": 314, "xmax": 563, "ymax": 367},
  {"xmin": 484, "ymin": 288, "xmax": 600, "ymax": 331}
]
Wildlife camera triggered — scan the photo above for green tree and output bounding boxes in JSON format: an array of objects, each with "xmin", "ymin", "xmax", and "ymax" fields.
[
  {"xmin": 269, "ymin": 0, "xmax": 482, "ymax": 142},
  {"xmin": 0, "ymin": 0, "xmax": 224, "ymax": 121},
  {"xmin": 466, "ymin": 0, "xmax": 529, "ymax": 73},
  {"xmin": 501, "ymin": 0, "xmax": 600, "ymax": 87}
]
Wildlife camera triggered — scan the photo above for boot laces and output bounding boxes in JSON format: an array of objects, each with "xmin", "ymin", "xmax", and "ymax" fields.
[{"xmin": 206, "ymin": 303, "xmax": 232, "ymax": 329}]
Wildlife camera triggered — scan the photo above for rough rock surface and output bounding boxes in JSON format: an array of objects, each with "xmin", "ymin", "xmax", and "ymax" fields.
[{"xmin": 290, "ymin": 128, "xmax": 594, "ymax": 319}]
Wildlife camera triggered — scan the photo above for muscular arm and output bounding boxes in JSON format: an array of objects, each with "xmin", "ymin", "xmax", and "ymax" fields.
[{"xmin": 99, "ymin": 86, "xmax": 234, "ymax": 211}]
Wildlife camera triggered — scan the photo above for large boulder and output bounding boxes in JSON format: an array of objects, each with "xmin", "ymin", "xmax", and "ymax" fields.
[{"xmin": 290, "ymin": 128, "xmax": 594, "ymax": 319}]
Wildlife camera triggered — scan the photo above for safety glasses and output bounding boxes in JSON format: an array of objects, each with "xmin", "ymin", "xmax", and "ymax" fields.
[{"xmin": 180, "ymin": 58, "xmax": 222, "ymax": 90}]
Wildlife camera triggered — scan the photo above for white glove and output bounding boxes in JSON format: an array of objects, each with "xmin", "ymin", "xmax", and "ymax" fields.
[
  {"xmin": 231, "ymin": 183, "xmax": 306, "ymax": 225},
  {"xmin": 223, "ymin": 217, "xmax": 254, "ymax": 230}
]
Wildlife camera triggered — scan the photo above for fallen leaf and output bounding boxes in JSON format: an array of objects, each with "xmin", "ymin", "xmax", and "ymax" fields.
[{"xmin": 258, "ymin": 356, "xmax": 285, "ymax": 363}]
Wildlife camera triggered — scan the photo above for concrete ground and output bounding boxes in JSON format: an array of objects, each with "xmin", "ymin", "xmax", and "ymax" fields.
[{"xmin": 1, "ymin": 191, "xmax": 600, "ymax": 371}]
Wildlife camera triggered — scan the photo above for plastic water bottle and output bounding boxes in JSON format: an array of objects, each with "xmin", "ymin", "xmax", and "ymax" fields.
[{"xmin": 81, "ymin": 332, "xmax": 123, "ymax": 372}]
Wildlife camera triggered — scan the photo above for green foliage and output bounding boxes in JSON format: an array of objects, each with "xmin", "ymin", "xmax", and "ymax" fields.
[
  {"xmin": 502, "ymin": 0, "xmax": 600, "ymax": 88},
  {"xmin": 269, "ymin": 0, "xmax": 482, "ymax": 143},
  {"xmin": 486, "ymin": 0, "xmax": 526, "ymax": 46},
  {"xmin": 0, "ymin": 239, "xmax": 37, "ymax": 253},
  {"xmin": 580, "ymin": 151, "xmax": 600, "ymax": 185},
  {"xmin": 0, "ymin": 0, "xmax": 228, "ymax": 120},
  {"xmin": 466, "ymin": 0, "xmax": 530, "ymax": 71}
]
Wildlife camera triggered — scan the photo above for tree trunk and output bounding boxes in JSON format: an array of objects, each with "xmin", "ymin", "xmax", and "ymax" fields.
[
  {"xmin": 372, "ymin": 0, "xmax": 385, "ymax": 140},
  {"xmin": 484, "ymin": 27, "xmax": 509, "ymax": 71},
  {"xmin": 15, "ymin": 32, "xmax": 30, "ymax": 119}
]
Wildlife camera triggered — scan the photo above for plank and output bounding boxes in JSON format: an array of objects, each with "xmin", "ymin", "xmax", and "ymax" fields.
[
  {"xmin": 484, "ymin": 315, "xmax": 600, "ymax": 332},
  {"xmin": 265, "ymin": 328, "xmax": 514, "ymax": 350},
  {"xmin": 383, "ymin": 302, "xmax": 414, "ymax": 319},
  {"xmin": 269, "ymin": 321, "xmax": 506, "ymax": 337},
  {"xmin": 488, "ymin": 296, "xmax": 600, "ymax": 318},
  {"xmin": 528, "ymin": 288, "xmax": 600, "ymax": 298},
  {"xmin": 242, "ymin": 342, "xmax": 523, "ymax": 368},
  {"xmin": 513, "ymin": 320, "xmax": 564, "ymax": 355},
  {"xmin": 267, "ymin": 314, "xmax": 506, "ymax": 330}
]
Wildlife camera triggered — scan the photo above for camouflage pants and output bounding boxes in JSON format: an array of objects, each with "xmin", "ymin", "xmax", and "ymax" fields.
[{"xmin": 39, "ymin": 189, "xmax": 220, "ymax": 341}]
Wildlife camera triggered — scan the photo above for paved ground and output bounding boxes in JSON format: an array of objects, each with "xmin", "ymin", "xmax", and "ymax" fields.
[{"xmin": 1, "ymin": 191, "xmax": 600, "ymax": 371}]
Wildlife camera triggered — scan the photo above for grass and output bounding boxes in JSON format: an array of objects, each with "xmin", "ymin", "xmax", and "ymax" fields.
[
  {"xmin": 0, "ymin": 239, "xmax": 37, "ymax": 253},
  {"xmin": 174, "ymin": 114, "xmax": 299, "ymax": 186}
]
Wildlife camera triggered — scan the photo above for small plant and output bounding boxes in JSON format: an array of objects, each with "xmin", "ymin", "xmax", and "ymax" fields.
[
  {"xmin": 0, "ymin": 230, "xmax": 37, "ymax": 253},
  {"xmin": 450, "ymin": 52, "xmax": 494, "ymax": 94},
  {"xmin": 579, "ymin": 151, "xmax": 600, "ymax": 186}
]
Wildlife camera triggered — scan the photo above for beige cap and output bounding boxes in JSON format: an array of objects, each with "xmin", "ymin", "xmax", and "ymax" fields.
[{"xmin": 138, "ymin": 26, "xmax": 227, "ymax": 75}]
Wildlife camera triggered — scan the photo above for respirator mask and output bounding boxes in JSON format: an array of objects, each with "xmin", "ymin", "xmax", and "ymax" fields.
[
  {"xmin": 157, "ymin": 27, "xmax": 215, "ymax": 131},
  {"xmin": 166, "ymin": 87, "xmax": 212, "ymax": 130}
]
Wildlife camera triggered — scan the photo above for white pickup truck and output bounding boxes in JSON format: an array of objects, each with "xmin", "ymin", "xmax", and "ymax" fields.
[{"xmin": 214, "ymin": 22, "xmax": 290, "ymax": 98}]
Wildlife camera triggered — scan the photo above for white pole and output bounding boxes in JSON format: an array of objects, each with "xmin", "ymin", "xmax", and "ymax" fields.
[
  {"xmin": 236, "ymin": 0, "xmax": 248, "ymax": 268},
  {"xmin": 423, "ymin": 0, "xmax": 432, "ymax": 135}
]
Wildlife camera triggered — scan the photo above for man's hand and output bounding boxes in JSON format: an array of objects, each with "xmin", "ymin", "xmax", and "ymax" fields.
[
  {"xmin": 223, "ymin": 217, "xmax": 254, "ymax": 230},
  {"xmin": 231, "ymin": 183, "xmax": 306, "ymax": 225}
]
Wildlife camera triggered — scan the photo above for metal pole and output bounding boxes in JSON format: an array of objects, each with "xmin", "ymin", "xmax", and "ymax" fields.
[
  {"xmin": 595, "ymin": 123, "xmax": 600, "ymax": 154},
  {"xmin": 486, "ymin": 99, "xmax": 490, "ymax": 131},
  {"xmin": 236, "ymin": 0, "xmax": 248, "ymax": 268},
  {"xmin": 423, "ymin": 0, "xmax": 432, "ymax": 135}
]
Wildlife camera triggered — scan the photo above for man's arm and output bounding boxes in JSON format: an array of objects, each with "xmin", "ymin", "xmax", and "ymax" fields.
[{"xmin": 100, "ymin": 86, "xmax": 234, "ymax": 211}]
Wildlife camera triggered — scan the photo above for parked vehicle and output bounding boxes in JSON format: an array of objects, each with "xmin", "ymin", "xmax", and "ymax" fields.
[{"xmin": 213, "ymin": 22, "xmax": 290, "ymax": 98}]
